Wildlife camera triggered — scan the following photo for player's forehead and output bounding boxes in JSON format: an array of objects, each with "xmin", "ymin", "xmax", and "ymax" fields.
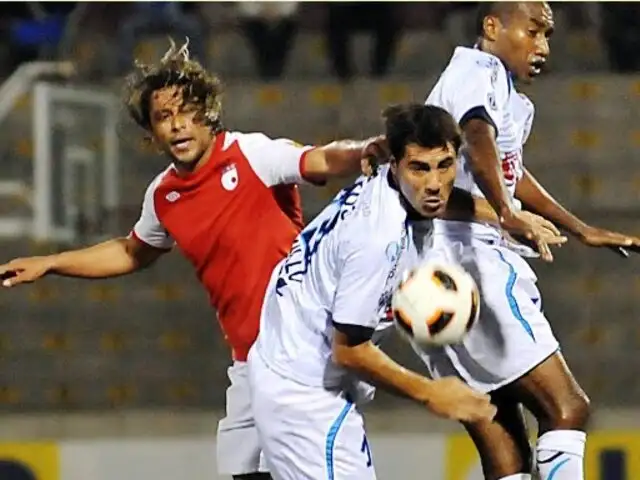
[
  {"xmin": 403, "ymin": 143, "xmax": 455, "ymax": 165},
  {"xmin": 512, "ymin": 2, "xmax": 554, "ymax": 29},
  {"xmin": 150, "ymin": 85, "xmax": 188, "ymax": 112}
]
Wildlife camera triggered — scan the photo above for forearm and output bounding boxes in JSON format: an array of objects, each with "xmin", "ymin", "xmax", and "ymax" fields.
[
  {"xmin": 317, "ymin": 138, "xmax": 372, "ymax": 177},
  {"xmin": 49, "ymin": 238, "xmax": 150, "ymax": 278},
  {"xmin": 515, "ymin": 169, "xmax": 588, "ymax": 236},
  {"xmin": 441, "ymin": 187, "xmax": 499, "ymax": 226},
  {"xmin": 464, "ymin": 120, "xmax": 516, "ymax": 218},
  {"xmin": 334, "ymin": 341, "xmax": 432, "ymax": 403}
]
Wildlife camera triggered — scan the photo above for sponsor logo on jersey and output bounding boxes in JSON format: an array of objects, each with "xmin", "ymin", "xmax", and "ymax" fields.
[{"xmin": 165, "ymin": 191, "xmax": 180, "ymax": 202}]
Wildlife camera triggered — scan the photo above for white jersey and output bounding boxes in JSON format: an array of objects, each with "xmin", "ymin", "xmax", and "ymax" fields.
[
  {"xmin": 426, "ymin": 46, "xmax": 535, "ymax": 243},
  {"xmin": 254, "ymin": 167, "xmax": 428, "ymax": 390}
]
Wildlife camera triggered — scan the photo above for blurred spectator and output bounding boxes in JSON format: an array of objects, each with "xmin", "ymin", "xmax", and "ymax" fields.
[
  {"xmin": 325, "ymin": 2, "xmax": 401, "ymax": 80},
  {"xmin": 0, "ymin": 2, "xmax": 76, "ymax": 71},
  {"xmin": 443, "ymin": 2, "xmax": 478, "ymax": 47},
  {"xmin": 600, "ymin": 3, "xmax": 640, "ymax": 73},
  {"xmin": 118, "ymin": 2, "xmax": 206, "ymax": 71},
  {"xmin": 237, "ymin": 2, "xmax": 299, "ymax": 80}
]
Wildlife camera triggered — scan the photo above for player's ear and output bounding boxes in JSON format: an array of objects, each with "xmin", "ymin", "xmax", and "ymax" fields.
[{"xmin": 483, "ymin": 15, "xmax": 500, "ymax": 42}]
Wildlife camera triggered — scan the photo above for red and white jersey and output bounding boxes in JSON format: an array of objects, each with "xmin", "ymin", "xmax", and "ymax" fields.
[{"xmin": 130, "ymin": 131, "xmax": 315, "ymax": 361}]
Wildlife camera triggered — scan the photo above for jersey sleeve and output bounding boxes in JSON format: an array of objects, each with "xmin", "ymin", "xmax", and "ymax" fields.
[
  {"xmin": 331, "ymin": 225, "xmax": 391, "ymax": 330},
  {"xmin": 235, "ymin": 132, "xmax": 316, "ymax": 187},
  {"xmin": 129, "ymin": 175, "xmax": 174, "ymax": 250},
  {"xmin": 442, "ymin": 61, "xmax": 509, "ymax": 135}
]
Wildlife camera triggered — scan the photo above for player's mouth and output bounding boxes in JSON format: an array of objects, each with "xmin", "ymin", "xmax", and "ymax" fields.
[
  {"xmin": 170, "ymin": 137, "xmax": 194, "ymax": 153},
  {"xmin": 528, "ymin": 58, "xmax": 546, "ymax": 77},
  {"xmin": 422, "ymin": 196, "xmax": 444, "ymax": 212}
]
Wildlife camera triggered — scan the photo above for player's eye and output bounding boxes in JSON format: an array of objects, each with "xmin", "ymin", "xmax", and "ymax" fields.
[
  {"xmin": 410, "ymin": 164, "xmax": 430, "ymax": 173},
  {"xmin": 438, "ymin": 158, "xmax": 454, "ymax": 170}
]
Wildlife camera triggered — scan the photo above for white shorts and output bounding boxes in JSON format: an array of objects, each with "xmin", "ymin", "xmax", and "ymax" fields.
[
  {"xmin": 216, "ymin": 361, "xmax": 268, "ymax": 475},
  {"xmin": 247, "ymin": 347, "xmax": 377, "ymax": 480},
  {"xmin": 415, "ymin": 237, "xmax": 560, "ymax": 393}
]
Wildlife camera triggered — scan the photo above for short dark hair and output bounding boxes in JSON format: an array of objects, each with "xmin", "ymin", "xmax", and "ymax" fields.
[
  {"xmin": 383, "ymin": 104, "xmax": 462, "ymax": 162},
  {"xmin": 124, "ymin": 38, "xmax": 224, "ymax": 135},
  {"xmin": 475, "ymin": 2, "xmax": 518, "ymax": 37}
]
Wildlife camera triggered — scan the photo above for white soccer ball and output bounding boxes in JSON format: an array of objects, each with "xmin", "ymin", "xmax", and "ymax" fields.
[{"xmin": 392, "ymin": 261, "xmax": 480, "ymax": 347}]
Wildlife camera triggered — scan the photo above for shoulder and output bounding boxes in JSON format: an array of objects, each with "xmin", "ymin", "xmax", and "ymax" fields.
[
  {"xmin": 224, "ymin": 130, "xmax": 303, "ymax": 153},
  {"xmin": 143, "ymin": 166, "xmax": 174, "ymax": 201},
  {"xmin": 341, "ymin": 173, "xmax": 406, "ymax": 253}
]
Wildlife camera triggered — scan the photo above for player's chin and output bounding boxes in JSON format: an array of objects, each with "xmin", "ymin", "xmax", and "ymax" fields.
[
  {"xmin": 522, "ymin": 67, "xmax": 543, "ymax": 83},
  {"xmin": 172, "ymin": 151, "xmax": 200, "ymax": 167}
]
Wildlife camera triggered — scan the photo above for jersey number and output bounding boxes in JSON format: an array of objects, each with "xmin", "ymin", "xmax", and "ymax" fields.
[{"xmin": 361, "ymin": 433, "xmax": 372, "ymax": 468}]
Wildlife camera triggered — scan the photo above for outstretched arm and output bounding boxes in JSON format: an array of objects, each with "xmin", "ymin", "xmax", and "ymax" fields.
[
  {"xmin": 516, "ymin": 168, "xmax": 640, "ymax": 250},
  {"xmin": 301, "ymin": 136, "xmax": 388, "ymax": 185},
  {"xmin": 440, "ymin": 187, "xmax": 567, "ymax": 255},
  {"xmin": 0, "ymin": 237, "xmax": 167, "ymax": 287}
]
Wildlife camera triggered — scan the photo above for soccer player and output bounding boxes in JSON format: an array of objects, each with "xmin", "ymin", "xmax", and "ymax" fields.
[
  {"xmin": 247, "ymin": 103, "xmax": 565, "ymax": 480},
  {"xmin": 422, "ymin": 3, "xmax": 640, "ymax": 480},
  {"xmin": 0, "ymin": 41, "xmax": 392, "ymax": 480}
]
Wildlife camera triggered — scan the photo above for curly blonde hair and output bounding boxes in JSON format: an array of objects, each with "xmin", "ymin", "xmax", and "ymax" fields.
[{"xmin": 124, "ymin": 38, "xmax": 224, "ymax": 134}]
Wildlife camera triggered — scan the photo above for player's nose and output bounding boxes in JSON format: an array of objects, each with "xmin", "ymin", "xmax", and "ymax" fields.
[
  {"xmin": 424, "ymin": 173, "xmax": 442, "ymax": 194},
  {"xmin": 536, "ymin": 36, "xmax": 550, "ymax": 58},
  {"xmin": 170, "ymin": 114, "xmax": 186, "ymax": 132}
]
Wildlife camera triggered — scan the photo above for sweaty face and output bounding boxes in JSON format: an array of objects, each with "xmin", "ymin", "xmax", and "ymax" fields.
[
  {"xmin": 149, "ymin": 86, "xmax": 215, "ymax": 168},
  {"xmin": 490, "ymin": 2, "xmax": 554, "ymax": 83},
  {"xmin": 391, "ymin": 143, "xmax": 457, "ymax": 218}
]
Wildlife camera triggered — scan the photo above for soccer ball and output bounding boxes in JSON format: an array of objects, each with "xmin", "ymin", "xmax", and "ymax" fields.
[{"xmin": 392, "ymin": 261, "xmax": 480, "ymax": 347}]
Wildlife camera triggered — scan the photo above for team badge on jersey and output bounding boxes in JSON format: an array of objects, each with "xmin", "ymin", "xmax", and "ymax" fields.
[{"xmin": 221, "ymin": 163, "xmax": 239, "ymax": 191}]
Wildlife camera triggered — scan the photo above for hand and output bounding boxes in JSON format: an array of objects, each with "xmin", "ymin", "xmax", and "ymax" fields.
[
  {"xmin": 577, "ymin": 225, "xmax": 640, "ymax": 253},
  {"xmin": 0, "ymin": 256, "xmax": 55, "ymax": 287},
  {"xmin": 515, "ymin": 211, "xmax": 569, "ymax": 245},
  {"xmin": 422, "ymin": 377, "xmax": 497, "ymax": 423},
  {"xmin": 361, "ymin": 135, "xmax": 390, "ymax": 177},
  {"xmin": 500, "ymin": 210, "xmax": 567, "ymax": 262}
]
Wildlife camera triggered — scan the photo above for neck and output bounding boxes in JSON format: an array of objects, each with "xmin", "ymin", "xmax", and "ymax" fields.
[
  {"xmin": 173, "ymin": 134, "xmax": 217, "ymax": 177},
  {"xmin": 477, "ymin": 38, "xmax": 497, "ymax": 57}
]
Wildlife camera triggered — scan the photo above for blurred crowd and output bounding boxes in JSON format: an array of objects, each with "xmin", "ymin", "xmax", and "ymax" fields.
[{"xmin": 0, "ymin": 1, "xmax": 640, "ymax": 80}]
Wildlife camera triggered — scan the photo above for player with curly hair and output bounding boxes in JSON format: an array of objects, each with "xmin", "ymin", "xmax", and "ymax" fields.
[{"xmin": 0, "ymin": 38, "xmax": 390, "ymax": 480}]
